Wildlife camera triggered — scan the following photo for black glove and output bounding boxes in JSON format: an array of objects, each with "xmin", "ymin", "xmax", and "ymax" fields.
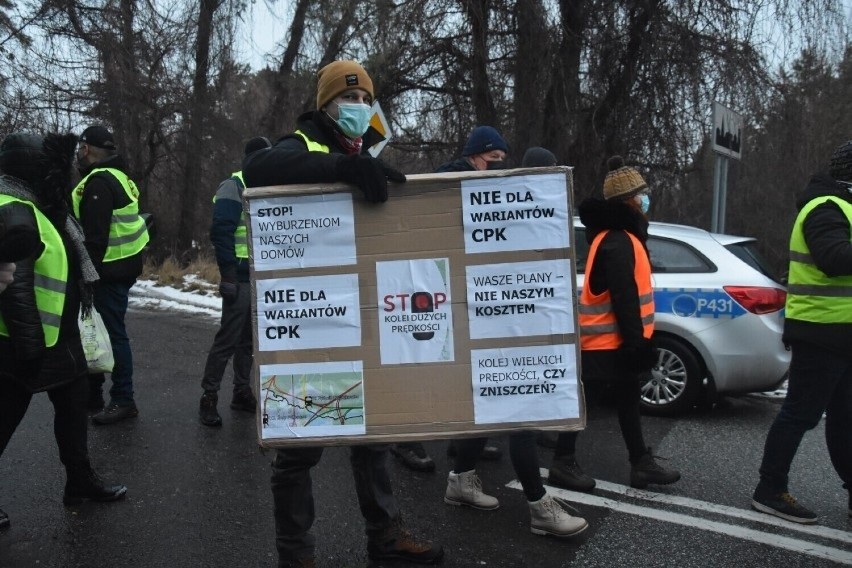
[
  {"xmin": 218, "ymin": 280, "xmax": 238, "ymax": 305},
  {"xmin": 617, "ymin": 338, "xmax": 658, "ymax": 374},
  {"xmin": 335, "ymin": 154, "xmax": 406, "ymax": 203}
]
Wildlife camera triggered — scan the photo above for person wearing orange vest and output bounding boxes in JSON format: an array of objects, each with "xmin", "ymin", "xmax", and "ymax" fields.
[
  {"xmin": 0, "ymin": 132, "xmax": 127, "ymax": 531},
  {"xmin": 547, "ymin": 156, "xmax": 680, "ymax": 492}
]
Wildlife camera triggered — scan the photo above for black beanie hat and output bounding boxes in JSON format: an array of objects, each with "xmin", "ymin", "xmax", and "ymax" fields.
[
  {"xmin": 244, "ymin": 136, "xmax": 272, "ymax": 157},
  {"xmin": 829, "ymin": 140, "xmax": 852, "ymax": 183},
  {"xmin": 521, "ymin": 147, "xmax": 557, "ymax": 167},
  {"xmin": 0, "ymin": 132, "xmax": 46, "ymax": 186}
]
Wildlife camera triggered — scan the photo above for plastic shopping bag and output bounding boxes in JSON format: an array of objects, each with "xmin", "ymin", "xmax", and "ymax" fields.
[{"xmin": 78, "ymin": 308, "xmax": 114, "ymax": 373}]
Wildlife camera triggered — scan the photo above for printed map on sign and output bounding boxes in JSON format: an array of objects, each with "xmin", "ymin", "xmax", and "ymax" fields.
[{"xmin": 260, "ymin": 361, "xmax": 366, "ymax": 439}]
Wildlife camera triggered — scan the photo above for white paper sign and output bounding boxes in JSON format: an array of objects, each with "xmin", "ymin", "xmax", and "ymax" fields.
[
  {"xmin": 376, "ymin": 258, "xmax": 454, "ymax": 364},
  {"xmin": 260, "ymin": 360, "xmax": 366, "ymax": 438},
  {"xmin": 256, "ymin": 274, "xmax": 361, "ymax": 351},
  {"xmin": 466, "ymin": 259, "xmax": 574, "ymax": 339},
  {"xmin": 461, "ymin": 173, "xmax": 570, "ymax": 254},
  {"xmin": 249, "ymin": 193, "xmax": 356, "ymax": 271},
  {"xmin": 471, "ymin": 344, "xmax": 578, "ymax": 425}
]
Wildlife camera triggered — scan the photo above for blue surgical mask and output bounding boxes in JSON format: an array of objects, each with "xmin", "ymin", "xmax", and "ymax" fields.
[
  {"xmin": 332, "ymin": 103, "xmax": 372, "ymax": 138},
  {"xmin": 639, "ymin": 194, "xmax": 651, "ymax": 214}
]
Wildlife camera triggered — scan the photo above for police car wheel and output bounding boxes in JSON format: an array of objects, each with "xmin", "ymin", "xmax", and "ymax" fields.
[{"xmin": 639, "ymin": 336, "xmax": 702, "ymax": 416}]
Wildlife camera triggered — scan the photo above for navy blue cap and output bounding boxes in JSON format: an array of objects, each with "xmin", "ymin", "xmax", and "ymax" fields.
[{"xmin": 462, "ymin": 126, "xmax": 508, "ymax": 157}]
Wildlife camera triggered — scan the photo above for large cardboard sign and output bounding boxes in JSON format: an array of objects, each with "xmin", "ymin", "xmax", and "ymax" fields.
[{"xmin": 244, "ymin": 167, "xmax": 584, "ymax": 448}]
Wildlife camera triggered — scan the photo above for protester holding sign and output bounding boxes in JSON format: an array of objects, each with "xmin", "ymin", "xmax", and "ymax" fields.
[
  {"xmin": 547, "ymin": 156, "xmax": 681, "ymax": 492},
  {"xmin": 243, "ymin": 60, "xmax": 442, "ymax": 568},
  {"xmin": 0, "ymin": 132, "xmax": 127, "ymax": 531}
]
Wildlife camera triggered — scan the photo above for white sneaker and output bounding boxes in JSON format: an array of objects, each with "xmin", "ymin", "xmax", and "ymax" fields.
[
  {"xmin": 444, "ymin": 470, "xmax": 499, "ymax": 510},
  {"xmin": 529, "ymin": 493, "xmax": 588, "ymax": 537}
]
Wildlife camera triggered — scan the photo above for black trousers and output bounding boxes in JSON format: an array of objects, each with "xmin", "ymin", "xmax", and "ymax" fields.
[
  {"xmin": 0, "ymin": 372, "xmax": 90, "ymax": 470},
  {"xmin": 453, "ymin": 431, "xmax": 546, "ymax": 502},
  {"xmin": 554, "ymin": 375, "xmax": 648, "ymax": 464}
]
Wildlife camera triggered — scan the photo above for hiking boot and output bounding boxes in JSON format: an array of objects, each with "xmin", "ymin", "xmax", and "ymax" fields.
[
  {"xmin": 630, "ymin": 449, "xmax": 680, "ymax": 489},
  {"xmin": 529, "ymin": 493, "xmax": 588, "ymax": 537},
  {"xmin": 751, "ymin": 485, "xmax": 817, "ymax": 524},
  {"xmin": 92, "ymin": 403, "xmax": 138, "ymax": 425},
  {"xmin": 63, "ymin": 464, "xmax": 127, "ymax": 505},
  {"xmin": 0, "ymin": 508, "xmax": 8, "ymax": 530},
  {"xmin": 367, "ymin": 519, "xmax": 444, "ymax": 565},
  {"xmin": 199, "ymin": 391, "xmax": 222, "ymax": 427},
  {"xmin": 391, "ymin": 443, "xmax": 436, "ymax": 472},
  {"xmin": 444, "ymin": 470, "xmax": 499, "ymax": 510},
  {"xmin": 447, "ymin": 440, "xmax": 502, "ymax": 461},
  {"xmin": 548, "ymin": 455, "xmax": 596, "ymax": 492},
  {"xmin": 230, "ymin": 389, "xmax": 256, "ymax": 413}
]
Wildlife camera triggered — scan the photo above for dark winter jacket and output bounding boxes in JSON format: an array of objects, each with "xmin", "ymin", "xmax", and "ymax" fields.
[
  {"xmin": 243, "ymin": 111, "xmax": 354, "ymax": 188},
  {"xmin": 578, "ymin": 197, "xmax": 656, "ymax": 381},
  {"xmin": 210, "ymin": 175, "xmax": 250, "ymax": 283},
  {"xmin": 0, "ymin": 199, "xmax": 87, "ymax": 392},
  {"xmin": 434, "ymin": 157, "xmax": 476, "ymax": 173},
  {"xmin": 76, "ymin": 155, "xmax": 144, "ymax": 284},
  {"xmin": 783, "ymin": 172, "xmax": 852, "ymax": 355}
]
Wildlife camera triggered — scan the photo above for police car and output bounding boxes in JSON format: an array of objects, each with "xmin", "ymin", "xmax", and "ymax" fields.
[{"xmin": 574, "ymin": 219, "xmax": 790, "ymax": 416}]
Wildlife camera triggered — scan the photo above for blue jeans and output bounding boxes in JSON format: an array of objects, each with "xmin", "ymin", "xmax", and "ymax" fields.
[
  {"xmin": 758, "ymin": 340, "xmax": 852, "ymax": 492},
  {"xmin": 90, "ymin": 281, "xmax": 135, "ymax": 405}
]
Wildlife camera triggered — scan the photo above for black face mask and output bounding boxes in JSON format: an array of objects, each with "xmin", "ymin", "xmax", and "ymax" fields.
[{"xmin": 486, "ymin": 160, "xmax": 506, "ymax": 171}]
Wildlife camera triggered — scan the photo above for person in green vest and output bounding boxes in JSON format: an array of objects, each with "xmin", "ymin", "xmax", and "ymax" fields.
[
  {"xmin": 73, "ymin": 125, "xmax": 149, "ymax": 425},
  {"xmin": 0, "ymin": 132, "xmax": 127, "ymax": 531},
  {"xmin": 198, "ymin": 136, "xmax": 271, "ymax": 427},
  {"xmin": 752, "ymin": 140, "xmax": 852, "ymax": 524},
  {"xmin": 243, "ymin": 59, "xmax": 442, "ymax": 568}
]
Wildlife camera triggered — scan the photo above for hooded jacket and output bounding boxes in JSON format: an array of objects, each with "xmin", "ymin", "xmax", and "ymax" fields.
[
  {"xmin": 578, "ymin": 197, "xmax": 656, "ymax": 380},
  {"xmin": 783, "ymin": 172, "xmax": 852, "ymax": 354},
  {"xmin": 434, "ymin": 157, "xmax": 476, "ymax": 173},
  {"xmin": 76, "ymin": 154, "xmax": 144, "ymax": 284},
  {"xmin": 0, "ymin": 136, "xmax": 88, "ymax": 392}
]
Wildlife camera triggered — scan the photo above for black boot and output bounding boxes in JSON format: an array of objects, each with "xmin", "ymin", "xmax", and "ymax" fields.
[
  {"xmin": 200, "ymin": 391, "xmax": 223, "ymax": 426},
  {"xmin": 630, "ymin": 449, "xmax": 681, "ymax": 489},
  {"xmin": 230, "ymin": 389, "xmax": 256, "ymax": 413},
  {"xmin": 548, "ymin": 454, "xmax": 596, "ymax": 492},
  {"xmin": 0, "ymin": 507, "xmax": 9, "ymax": 530},
  {"xmin": 64, "ymin": 464, "xmax": 127, "ymax": 506}
]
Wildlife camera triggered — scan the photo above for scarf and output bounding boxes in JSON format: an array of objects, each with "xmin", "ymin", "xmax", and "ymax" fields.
[
  {"xmin": 333, "ymin": 131, "xmax": 363, "ymax": 155},
  {"xmin": 0, "ymin": 174, "xmax": 99, "ymax": 313}
]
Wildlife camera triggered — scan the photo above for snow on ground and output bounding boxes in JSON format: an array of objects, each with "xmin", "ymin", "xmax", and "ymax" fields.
[{"xmin": 130, "ymin": 277, "xmax": 222, "ymax": 319}]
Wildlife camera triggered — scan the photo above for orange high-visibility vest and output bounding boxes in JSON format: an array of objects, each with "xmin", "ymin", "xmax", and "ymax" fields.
[{"xmin": 578, "ymin": 230, "xmax": 654, "ymax": 350}]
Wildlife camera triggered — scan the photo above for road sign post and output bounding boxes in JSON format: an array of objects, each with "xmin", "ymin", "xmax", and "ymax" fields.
[{"xmin": 711, "ymin": 102, "xmax": 743, "ymax": 234}]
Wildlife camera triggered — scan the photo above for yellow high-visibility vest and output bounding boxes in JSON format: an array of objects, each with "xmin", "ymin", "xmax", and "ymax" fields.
[
  {"xmin": 71, "ymin": 167, "xmax": 149, "ymax": 262},
  {"xmin": 0, "ymin": 195, "xmax": 68, "ymax": 347}
]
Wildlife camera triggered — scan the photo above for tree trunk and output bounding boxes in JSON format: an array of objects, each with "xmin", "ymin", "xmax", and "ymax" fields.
[{"xmin": 176, "ymin": 0, "xmax": 220, "ymax": 255}]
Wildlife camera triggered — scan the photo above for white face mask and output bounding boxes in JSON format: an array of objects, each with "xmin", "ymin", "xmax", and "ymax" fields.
[
  {"xmin": 639, "ymin": 193, "xmax": 651, "ymax": 214},
  {"xmin": 331, "ymin": 102, "xmax": 372, "ymax": 138}
]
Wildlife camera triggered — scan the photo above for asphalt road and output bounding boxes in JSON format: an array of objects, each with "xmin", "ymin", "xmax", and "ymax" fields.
[{"xmin": 1, "ymin": 308, "xmax": 850, "ymax": 568}]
